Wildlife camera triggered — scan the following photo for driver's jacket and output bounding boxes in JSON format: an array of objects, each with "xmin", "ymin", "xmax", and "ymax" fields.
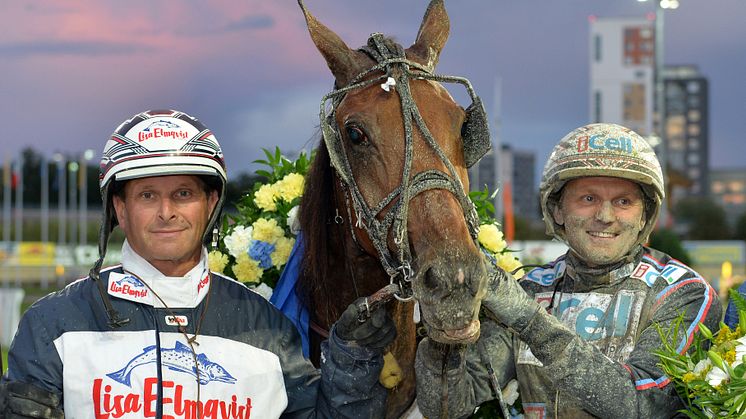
[
  {"xmin": 418, "ymin": 246, "xmax": 721, "ymax": 419},
  {"xmin": 3, "ymin": 243, "xmax": 387, "ymax": 418}
]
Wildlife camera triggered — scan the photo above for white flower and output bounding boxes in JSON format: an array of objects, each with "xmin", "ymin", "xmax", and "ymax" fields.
[
  {"xmin": 224, "ymin": 226, "xmax": 253, "ymax": 258},
  {"xmin": 734, "ymin": 336, "xmax": 746, "ymax": 367},
  {"xmin": 287, "ymin": 205, "xmax": 300, "ymax": 235},
  {"xmin": 693, "ymin": 358, "xmax": 712, "ymax": 376},
  {"xmin": 251, "ymin": 282, "xmax": 274, "ymax": 301},
  {"xmin": 501, "ymin": 379, "xmax": 520, "ymax": 406},
  {"xmin": 706, "ymin": 364, "xmax": 729, "ymax": 387}
]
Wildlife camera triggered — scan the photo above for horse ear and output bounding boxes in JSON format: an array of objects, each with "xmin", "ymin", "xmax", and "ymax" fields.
[
  {"xmin": 407, "ymin": 0, "xmax": 450, "ymax": 71},
  {"xmin": 298, "ymin": 0, "xmax": 367, "ymax": 87}
]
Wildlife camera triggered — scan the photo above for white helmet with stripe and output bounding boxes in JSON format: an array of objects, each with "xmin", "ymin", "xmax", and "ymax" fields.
[{"xmin": 94, "ymin": 110, "xmax": 227, "ymax": 275}]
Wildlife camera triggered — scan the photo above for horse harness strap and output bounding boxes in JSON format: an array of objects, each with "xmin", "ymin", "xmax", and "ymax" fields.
[{"xmin": 319, "ymin": 33, "xmax": 491, "ymax": 301}]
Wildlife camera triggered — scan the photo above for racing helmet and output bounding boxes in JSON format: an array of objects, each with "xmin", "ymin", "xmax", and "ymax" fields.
[
  {"xmin": 94, "ymin": 109, "xmax": 227, "ymax": 274},
  {"xmin": 539, "ymin": 123, "xmax": 664, "ymax": 249}
]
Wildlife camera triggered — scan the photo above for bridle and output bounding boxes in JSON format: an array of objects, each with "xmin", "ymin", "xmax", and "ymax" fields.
[{"xmin": 319, "ymin": 33, "xmax": 491, "ymax": 301}]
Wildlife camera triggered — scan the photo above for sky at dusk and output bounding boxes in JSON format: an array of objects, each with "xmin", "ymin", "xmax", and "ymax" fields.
[{"xmin": 2, "ymin": 0, "xmax": 745, "ymax": 182}]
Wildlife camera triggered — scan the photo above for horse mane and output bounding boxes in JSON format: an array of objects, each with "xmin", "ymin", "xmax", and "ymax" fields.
[{"xmin": 296, "ymin": 140, "xmax": 335, "ymax": 312}]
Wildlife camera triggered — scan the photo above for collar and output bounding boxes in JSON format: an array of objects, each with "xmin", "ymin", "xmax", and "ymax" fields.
[
  {"xmin": 107, "ymin": 240, "xmax": 211, "ymax": 308},
  {"xmin": 565, "ymin": 245, "xmax": 644, "ymax": 288}
]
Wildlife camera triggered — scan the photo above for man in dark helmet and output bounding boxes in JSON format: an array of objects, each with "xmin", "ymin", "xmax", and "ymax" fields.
[
  {"xmin": 1, "ymin": 110, "xmax": 395, "ymax": 418},
  {"xmin": 415, "ymin": 123, "xmax": 721, "ymax": 418}
]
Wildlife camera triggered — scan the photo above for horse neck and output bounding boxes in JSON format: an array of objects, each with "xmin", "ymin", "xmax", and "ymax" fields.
[{"xmin": 315, "ymin": 212, "xmax": 390, "ymax": 330}]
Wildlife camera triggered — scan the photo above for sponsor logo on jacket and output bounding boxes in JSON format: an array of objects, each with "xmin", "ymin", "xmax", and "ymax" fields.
[
  {"xmin": 92, "ymin": 377, "xmax": 252, "ymax": 419},
  {"xmin": 519, "ymin": 290, "xmax": 645, "ymax": 366},
  {"xmin": 109, "ymin": 275, "xmax": 148, "ymax": 299},
  {"xmin": 631, "ymin": 259, "xmax": 689, "ymax": 286},
  {"xmin": 94, "ymin": 342, "xmax": 246, "ymax": 418}
]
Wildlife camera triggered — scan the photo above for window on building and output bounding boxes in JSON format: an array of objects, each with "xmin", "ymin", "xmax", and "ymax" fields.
[
  {"xmin": 688, "ymin": 96, "xmax": 700, "ymax": 108},
  {"xmin": 594, "ymin": 35, "xmax": 602, "ymax": 62},
  {"xmin": 687, "ymin": 153, "xmax": 700, "ymax": 165},
  {"xmin": 623, "ymin": 83, "xmax": 645, "ymax": 122},
  {"xmin": 688, "ymin": 138, "xmax": 699, "ymax": 150},
  {"xmin": 687, "ymin": 81, "xmax": 701, "ymax": 94},
  {"xmin": 688, "ymin": 110, "xmax": 701, "ymax": 122},
  {"xmin": 689, "ymin": 168, "xmax": 700, "ymax": 179},
  {"xmin": 688, "ymin": 124, "xmax": 701, "ymax": 136}
]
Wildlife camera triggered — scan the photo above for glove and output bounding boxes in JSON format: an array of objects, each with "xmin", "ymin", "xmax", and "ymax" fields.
[
  {"xmin": 480, "ymin": 267, "xmax": 543, "ymax": 334},
  {"xmin": 334, "ymin": 297, "xmax": 397, "ymax": 350},
  {"xmin": 0, "ymin": 381, "xmax": 64, "ymax": 419}
]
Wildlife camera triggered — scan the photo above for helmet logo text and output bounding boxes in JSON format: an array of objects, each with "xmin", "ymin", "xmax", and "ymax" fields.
[{"xmin": 577, "ymin": 135, "xmax": 633, "ymax": 154}]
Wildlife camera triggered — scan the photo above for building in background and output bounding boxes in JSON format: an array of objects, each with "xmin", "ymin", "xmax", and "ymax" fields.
[
  {"xmin": 589, "ymin": 15, "xmax": 655, "ymax": 136},
  {"xmin": 589, "ymin": 17, "xmax": 711, "ymax": 213},
  {"xmin": 664, "ymin": 65, "xmax": 709, "ymax": 202},
  {"xmin": 709, "ymin": 169, "xmax": 746, "ymax": 228},
  {"xmin": 502, "ymin": 144, "xmax": 538, "ymax": 221}
]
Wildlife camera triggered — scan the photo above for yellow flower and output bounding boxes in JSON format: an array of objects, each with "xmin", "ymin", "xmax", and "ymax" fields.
[
  {"xmin": 275, "ymin": 173, "xmax": 305, "ymax": 202},
  {"xmin": 252, "ymin": 218, "xmax": 285, "ymax": 243},
  {"xmin": 233, "ymin": 254, "xmax": 263, "ymax": 283},
  {"xmin": 682, "ymin": 372, "xmax": 697, "ymax": 383},
  {"xmin": 497, "ymin": 252, "xmax": 524, "ymax": 278},
  {"xmin": 478, "ymin": 223, "xmax": 506, "ymax": 253},
  {"xmin": 254, "ymin": 183, "xmax": 278, "ymax": 212},
  {"xmin": 272, "ymin": 236, "xmax": 295, "ymax": 268},
  {"xmin": 207, "ymin": 250, "xmax": 229, "ymax": 274}
]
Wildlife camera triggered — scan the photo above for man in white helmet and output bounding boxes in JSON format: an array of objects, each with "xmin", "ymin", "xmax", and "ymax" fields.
[
  {"xmin": 0, "ymin": 110, "xmax": 395, "ymax": 418},
  {"xmin": 415, "ymin": 123, "xmax": 721, "ymax": 418}
]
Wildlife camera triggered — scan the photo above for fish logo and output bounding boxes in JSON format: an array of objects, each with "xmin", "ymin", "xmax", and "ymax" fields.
[
  {"xmin": 106, "ymin": 341, "xmax": 236, "ymax": 387},
  {"xmin": 143, "ymin": 120, "xmax": 181, "ymax": 131},
  {"xmin": 114, "ymin": 275, "xmax": 145, "ymax": 288}
]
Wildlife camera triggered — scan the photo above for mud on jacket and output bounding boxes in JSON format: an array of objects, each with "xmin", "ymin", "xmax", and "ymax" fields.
[{"xmin": 417, "ymin": 246, "xmax": 721, "ymax": 419}]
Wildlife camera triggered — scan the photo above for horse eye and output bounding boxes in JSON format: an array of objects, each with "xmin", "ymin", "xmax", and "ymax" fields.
[{"xmin": 345, "ymin": 126, "xmax": 368, "ymax": 146}]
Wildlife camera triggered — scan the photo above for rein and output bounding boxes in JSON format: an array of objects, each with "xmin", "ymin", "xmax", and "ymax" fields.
[{"xmin": 321, "ymin": 33, "xmax": 482, "ymax": 301}]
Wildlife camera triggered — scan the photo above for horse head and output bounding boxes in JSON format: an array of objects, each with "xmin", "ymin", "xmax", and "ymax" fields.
[{"xmin": 299, "ymin": 0, "xmax": 491, "ymax": 345}]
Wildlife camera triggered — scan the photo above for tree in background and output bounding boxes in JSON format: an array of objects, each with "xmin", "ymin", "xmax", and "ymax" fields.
[
  {"xmin": 649, "ymin": 228, "xmax": 692, "ymax": 265},
  {"xmin": 673, "ymin": 197, "xmax": 730, "ymax": 240}
]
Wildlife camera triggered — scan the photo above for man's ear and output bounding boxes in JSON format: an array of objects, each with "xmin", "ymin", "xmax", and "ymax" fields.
[
  {"xmin": 208, "ymin": 190, "xmax": 219, "ymax": 214},
  {"xmin": 552, "ymin": 203, "xmax": 565, "ymax": 226},
  {"xmin": 112, "ymin": 195, "xmax": 126, "ymax": 230}
]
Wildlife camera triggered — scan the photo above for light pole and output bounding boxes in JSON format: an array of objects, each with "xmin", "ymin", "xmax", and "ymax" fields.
[
  {"xmin": 68, "ymin": 161, "xmax": 79, "ymax": 250},
  {"xmin": 79, "ymin": 149, "xmax": 95, "ymax": 246},
  {"xmin": 53, "ymin": 153, "xmax": 66, "ymax": 286}
]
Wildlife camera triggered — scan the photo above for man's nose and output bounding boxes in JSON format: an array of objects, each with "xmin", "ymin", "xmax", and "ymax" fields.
[
  {"xmin": 595, "ymin": 201, "xmax": 615, "ymax": 223},
  {"xmin": 158, "ymin": 198, "xmax": 177, "ymax": 220}
]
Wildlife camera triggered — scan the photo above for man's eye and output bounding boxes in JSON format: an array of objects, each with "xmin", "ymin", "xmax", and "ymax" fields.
[
  {"xmin": 177, "ymin": 190, "xmax": 192, "ymax": 198},
  {"xmin": 141, "ymin": 192, "xmax": 153, "ymax": 199},
  {"xmin": 583, "ymin": 195, "xmax": 594, "ymax": 202}
]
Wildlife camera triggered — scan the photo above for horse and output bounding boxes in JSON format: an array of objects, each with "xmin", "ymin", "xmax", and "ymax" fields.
[{"xmin": 296, "ymin": 1, "xmax": 492, "ymax": 416}]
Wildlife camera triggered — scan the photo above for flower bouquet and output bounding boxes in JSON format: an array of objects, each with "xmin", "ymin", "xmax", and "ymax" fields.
[
  {"xmin": 208, "ymin": 147, "xmax": 310, "ymax": 300},
  {"xmin": 656, "ymin": 289, "xmax": 746, "ymax": 418},
  {"xmin": 470, "ymin": 186, "xmax": 525, "ymax": 278}
]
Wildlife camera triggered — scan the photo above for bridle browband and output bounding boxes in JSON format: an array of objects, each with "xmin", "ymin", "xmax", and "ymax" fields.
[{"xmin": 320, "ymin": 33, "xmax": 487, "ymax": 301}]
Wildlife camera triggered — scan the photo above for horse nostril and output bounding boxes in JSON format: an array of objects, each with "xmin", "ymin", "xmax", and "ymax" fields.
[{"xmin": 423, "ymin": 267, "xmax": 439, "ymax": 290}]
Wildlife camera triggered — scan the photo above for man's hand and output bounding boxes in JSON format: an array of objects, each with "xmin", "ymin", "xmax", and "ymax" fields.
[
  {"xmin": 334, "ymin": 297, "xmax": 396, "ymax": 350},
  {"xmin": 0, "ymin": 381, "xmax": 64, "ymax": 419},
  {"xmin": 480, "ymin": 268, "xmax": 543, "ymax": 334}
]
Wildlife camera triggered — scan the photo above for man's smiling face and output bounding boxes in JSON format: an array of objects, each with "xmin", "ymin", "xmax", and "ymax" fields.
[{"xmin": 553, "ymin": 176, "xmax": 646, "ymax": 267}]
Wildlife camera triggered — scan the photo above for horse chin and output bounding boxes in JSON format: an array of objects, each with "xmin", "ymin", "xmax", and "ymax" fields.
[{"xmin": 424, "ymin": 318, "xmax": 481, "ymax": 345}]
